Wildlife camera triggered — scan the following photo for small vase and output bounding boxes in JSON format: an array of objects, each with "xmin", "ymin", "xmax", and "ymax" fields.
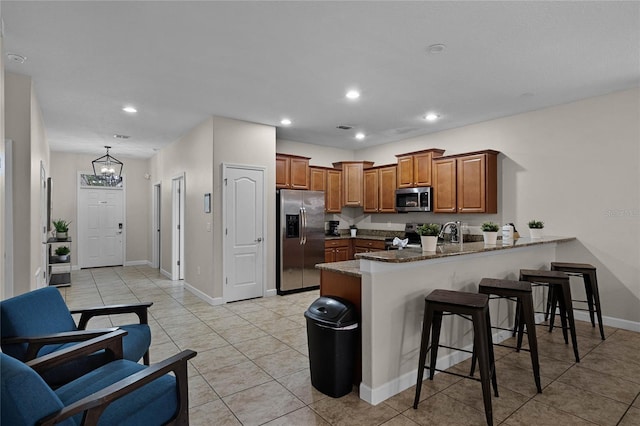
[
  {"xmin": 420, "ymin": 235, "xmax": 438, "ymax": 252},
  {"xmin": 529, "ymin": 228, "xmax": 543, "ymax": 239},
  {"xmin": 56, "ymin": 231, "xmax": 68, "ymax": 241},
  {"xmin": 483, "ymin": 231, "xmax": 498, "ymax": 245},
  {"xmin": 350, "ymin": 229, "xmax": 357, "ymax": 237}
]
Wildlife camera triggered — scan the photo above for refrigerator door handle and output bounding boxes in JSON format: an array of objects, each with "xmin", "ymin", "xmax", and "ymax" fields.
[
  {"xmin": 299, "ymin": 207, "xmax": 304, "ymax": 245},
  {"xmin": 301, "ymin": 207, "xmax": 307, "ymax": 245}
]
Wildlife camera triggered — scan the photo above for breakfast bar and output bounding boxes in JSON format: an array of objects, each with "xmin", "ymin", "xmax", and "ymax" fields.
[{"xmin": 316, "ymin": 236, "xmax": 575, "ymax": 405}]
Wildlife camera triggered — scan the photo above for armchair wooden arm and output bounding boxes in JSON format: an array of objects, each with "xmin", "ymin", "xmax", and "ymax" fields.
[
  {"xmin": 33, "ymin": 341, "xmax": 196, "ymax": 426},
  {"xmin": 27, "ymin": 329, "xmax": 128, "ymax": 374},
  {"xmin": 70, "ymin": 302, "xmax": 153, "ymax": 329},
  {"xmin": 2, "ymin": 328, "xmax": 120, "ymax": 361}
]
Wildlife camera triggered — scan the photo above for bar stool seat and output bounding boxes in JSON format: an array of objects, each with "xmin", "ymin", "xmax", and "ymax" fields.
[
  {"xmin": 471, "ymin": 278, "xmax": 542, "ymax": 393},
  {"xmin": 551, "ymin": 262, "xmax": 605, "ymax": 340},
  {"xmin": 519, "ymin": 269, "xmax": 580, "ymax": 363},
  {"xmin": 414, "ymin": 289, "xmax": 498, "ymax": 426}
]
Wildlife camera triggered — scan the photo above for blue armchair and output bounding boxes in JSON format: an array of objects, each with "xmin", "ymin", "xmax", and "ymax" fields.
[
  {"xmin": 1, "ymin": 287, "xmax": 152, "ymax": 387},
  {"xmin": 1, "ymin": 329, "xmax": 196, "ymax": 426}
]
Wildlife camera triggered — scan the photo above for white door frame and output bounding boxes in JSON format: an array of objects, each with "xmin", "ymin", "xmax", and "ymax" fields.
[
  {"xmin": 77, "ymin": 172, "xmax": 126, "ymax": 268},
  {"xmin": 151, "ymin": 182, "xmax": 161, "ymax": 269},
  {"xmin": 3, "ymin": 139, "xmax": 13, "ymax": 298},
  {"xmin": 222, "ymin": 163, "xmax": 266, "ymax": 302},
  {"xmin": 39, "ymin": 162, "xmax": 47, "ymax": 287},
  {"xmin": 171, "ymin": 173, "xmax": 185, "ymax": 280}
]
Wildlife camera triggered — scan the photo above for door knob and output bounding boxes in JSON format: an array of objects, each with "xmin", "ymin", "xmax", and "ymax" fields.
[{"xmin": 255, "ymin": 237, "xmax": 263, "ymax": 242}]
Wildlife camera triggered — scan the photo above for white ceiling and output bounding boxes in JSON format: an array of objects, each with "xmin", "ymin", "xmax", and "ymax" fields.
[{"xmin": 2, "ymin": 1, "xmax": 639, "ymax": 159}]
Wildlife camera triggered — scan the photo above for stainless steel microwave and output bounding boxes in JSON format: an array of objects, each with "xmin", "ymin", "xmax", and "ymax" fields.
[{"xmin": 395, "ymin": 187, "xmax": 432, "ymax": 212}]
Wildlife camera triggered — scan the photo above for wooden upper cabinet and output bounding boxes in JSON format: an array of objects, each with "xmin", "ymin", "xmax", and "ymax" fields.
[
  {"xmin": 333, "ymin": 161, "xmax": 374, "ymax": 207},
  {"xmin": 396, "ymin": 149, "xmax": 445, "ymax": 188},
  {"xmin": 276, "ymin": 154, "xmax": 310, "ymax": 190},
  {"xmin": 326, "ymin": 169, "xmax": 342, "ymax": 213},
  {"xmin": 364, "ymin": 165, "xmax": 397, "ymax": 213},
  {"xmin": 363, "ymin": 168, "xmax": 379, "ymax": 213},
  {"xmin": 433, "ymin": 150, "xmax": 498, "ymax": 214},
  {"xmin": 309, "ymin": 166, "xmax": 326, "ymax": 192}
]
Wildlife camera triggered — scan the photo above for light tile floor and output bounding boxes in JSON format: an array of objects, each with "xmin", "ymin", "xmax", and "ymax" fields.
[{"xmin": 60, "ymin": 265, "xmax": 640, "ymax": 425}]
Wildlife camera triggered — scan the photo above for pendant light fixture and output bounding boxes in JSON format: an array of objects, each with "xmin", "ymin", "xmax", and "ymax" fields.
[{"xmin": 92, "ymin": 146, "xmax": 123, "ymax": 180}]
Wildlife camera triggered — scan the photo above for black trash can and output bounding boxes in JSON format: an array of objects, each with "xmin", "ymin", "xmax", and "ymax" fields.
[{"xmin": 304, "ymin": 296, "xmax": 358, "ymax": 398}]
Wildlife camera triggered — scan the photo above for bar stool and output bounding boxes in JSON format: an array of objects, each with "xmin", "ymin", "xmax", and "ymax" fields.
[
  {"xmin": 413, "ymin": 289, "xmax": 498, "ymax": 426},
  {"xmin": 519, "ymin": 269, "xmax": 580, "ymax": 363},
  {"xmin": 470, "ymin": 278, "xmax": 542, "ymax": 393},
  {"xmin": 551, "ymin": 262, "xmax": 605, "ymax": 340}
]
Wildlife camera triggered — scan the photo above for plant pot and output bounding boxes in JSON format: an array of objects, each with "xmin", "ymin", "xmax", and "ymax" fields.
[
  {"xmin": 350, "ymin": 229, "xmax": 357, "ymax": 237},
  {"xmin": 57, "ymin": 254, "xmax": 70, "ymax": 262},
  {"xmin": 420, "ymin": 236, "xmax": 438, "ymax": 252},
  {"xmin": 55, "ymin": 231, "xmax": 68, "ymax": 241},
  {"xmin": 483, "ymin": 231, "xmax": 498, "ymax": 245},
  {"xmin": 529, "ymin": 228, "xmax": 543, "ymax": 239}
]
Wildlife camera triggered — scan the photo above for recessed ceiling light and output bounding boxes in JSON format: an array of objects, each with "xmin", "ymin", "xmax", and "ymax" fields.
[
  {"xmin": 280, "ymin": 118, "xmax": 292, "ymax": 126},
  {"xmin": 7, "ymin": 53, "xmax": 27, "ymax": 64},
  {"xmin": 122, "ymin": 106, "xmax": 137, "ymax": 113},
  {"xmin": 426, "ymin": 44, "xmax": 446, "ymax": 54},
  {"xmin": 355, "ymin": 132, "xmax": 365, "ymax": 140},
  {"xmin": 346, "ymin": 90, "xmax": 360, "ymax": 100},
  {"xmin": 424, "ymin": 113, "xmax": 440, "ymax": 122}
]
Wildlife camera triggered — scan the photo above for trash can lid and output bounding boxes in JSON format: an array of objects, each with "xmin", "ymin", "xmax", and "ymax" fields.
[{"xmin": 304, "ymin": 296, "xmax": 358, "ymax": 328}]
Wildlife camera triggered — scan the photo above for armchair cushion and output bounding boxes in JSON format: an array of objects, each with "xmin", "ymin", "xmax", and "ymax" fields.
[
  {"xmin": 0, "ymin": 353, "xmax": 74, "ymax": 426},
  {"xmin": 55, "ymin": 359, "xmax": 178, "ymax": 425}
]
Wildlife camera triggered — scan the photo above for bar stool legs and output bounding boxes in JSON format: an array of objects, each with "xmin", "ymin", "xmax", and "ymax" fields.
[
  {"xmin": 520, "ymin": 269, "xmax": 580, "ymax": 363},
  {"xmin": 471, "ymin": 278, "xmax": 542, "ymax": 393},
  {"xmin": 414, "ymin": 289, "xmax": 497, "ymax": 426},
  {"xmin": 551, "ymin": 262, "xmax": 605, "ymax": 340}
]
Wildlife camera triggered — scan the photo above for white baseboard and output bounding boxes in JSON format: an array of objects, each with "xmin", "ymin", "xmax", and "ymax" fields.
[
  {"xmin": 572, "ymin": 310, "xmax": 640, "ymax": 332},
  {"xmin": 124, "ymin": 260, "xmax": 148, "ymax": 266},
  {"xmin": 184, "ymin": 281, "xmax": 224, "ymax": 306},
  {"xmin": 160, "ymin": 268, "xmax": 172, "ymax": 279}
]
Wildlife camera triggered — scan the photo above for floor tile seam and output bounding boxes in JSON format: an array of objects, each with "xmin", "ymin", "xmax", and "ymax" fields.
[
  {"xmin": 613, "ymin": 391, "xmax": 640, "ymax": 426},
  {"xmin": 529, "ymin": 395, "xmax": 609, "ymax": 425},
  {"xmin": 558, "ymin": 364, "xmax": 640, "ymax": 398},
  {"xmin": 305, "ymin": 401, "xmax": 348, "ymax": 426},
  {"xmin": 442, "ymin": 383, "xmax": 534, "ymax": 424},
  {"xmin": 539, "ymin": 379, "xmax": 633, "ymax": 420},
  {"xmin": 232, "ymin": 344, "xmax": 293, "ymax": 362}
]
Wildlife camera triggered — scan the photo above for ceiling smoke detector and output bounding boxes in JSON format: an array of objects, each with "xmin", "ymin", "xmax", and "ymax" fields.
[
  {"xmin": 336, "ymin": 125, "xmax": 353, "ymax": 130},
  {"xmin": 113, "ymin": 134, "xmax": 130, "ymax": 139}
]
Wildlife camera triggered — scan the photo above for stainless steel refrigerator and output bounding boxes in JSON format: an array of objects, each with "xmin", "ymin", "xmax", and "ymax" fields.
[{"xmin": 277, "ymin": 189, "xmax": 325, "ymax": 294}]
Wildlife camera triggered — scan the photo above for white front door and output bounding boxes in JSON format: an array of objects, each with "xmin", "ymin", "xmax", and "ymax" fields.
[
  {"xmin": 223, "ymin": 165, "xmax": 265, "ymax": 302},
  {"xmin": 78, "ymin": 187, "xmax": 124, "ymax": 268}
]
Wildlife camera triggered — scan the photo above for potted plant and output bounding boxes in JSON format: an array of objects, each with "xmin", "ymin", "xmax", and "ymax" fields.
[
  {"xmin": 53, "ymin": 219, "xmax": 71, "ymax": 241},
  {"xmin": 54, "ymin": 245, "xmax": 70, "ymax": 262},
  {"xmin": 481, "ymin": 222, "xmax": 499, "ymax": 245},
  {"xmin": 349, "ymin": 224, "xmax": 358, "ymax": 237},
  {"xmin": 416, "ymin": 223, "xmax": 440, "ymax": 252},
  {"xmin": 528, "ymin": 220, "xmax": 544, "ymax": 239}
]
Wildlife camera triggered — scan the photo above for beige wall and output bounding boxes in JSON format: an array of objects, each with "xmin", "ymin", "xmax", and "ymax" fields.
[
  {"xmin": 4, "ymin": 72, "xmax": 49, "ymax": 295},
  {"xmin": 150, "ymin": 117, "xmax": 214, "ymax": 291},
  {"xmin": 276, "ymin": 138, "xmax": 354, "ymax": 167},
  {"xmin": 48, "ymin": 152, "xmax": 151, "ymax": 266},
  {"xmin": 212, "ymin": 117, "xmax": 276, "ymax": 297},
  {"xmin": 356, "ymin": 88, "xmax": 639, "ymax": 324}
]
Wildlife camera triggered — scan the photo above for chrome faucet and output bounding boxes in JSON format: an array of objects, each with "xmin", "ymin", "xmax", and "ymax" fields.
[{"xmin": 439, "ymin": 221, "xmax": 462, "ymax": 243}]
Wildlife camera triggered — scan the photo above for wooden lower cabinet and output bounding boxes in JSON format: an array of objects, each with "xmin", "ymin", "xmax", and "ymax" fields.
[
  {"xmin": 353, "ymin": 238, "xmax": 386, "ymax": 254},
  {"xmin": 325, "ymin": 239, "xmax": 351, "ymax": 262}
]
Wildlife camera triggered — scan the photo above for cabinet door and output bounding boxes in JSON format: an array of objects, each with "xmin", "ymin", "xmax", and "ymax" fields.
[
  {"xmin": 290, "ymin": 157, "xmax": 309, "ymax": 190},
  {"xmin": 343, "ymin": 163, "xmax": 364, "ymax": 207},
  {"xmin": 326, "ymin": 169, "xmax": 342, "ymax": 213},
  {"xmin": 335, "ymin": 247, "xmax": 350, "ymax": 262},
  {"xmin": 309, "ymin": 167, "xmax": 326, "ymax": 192},
  {"xmin": 363, "ymin": 168, "xmax": 379, "ymax": 213},
  {"xmin": 433, "ymin": 158, "xmax": 457, "ymax": 213},
  {"xmin": 413, "ymin": 152, "xmax": 434, "ymax": 187},
  {"xmin": 378, "ymin": 166, "xmax": 397, "ymax": 213},
  {"xmin": 457, "ymin": 154, "xmax": 485, "ymax": 213},
  {"xmin": 396, "ymin": 156, "xmax": 414, "ymax": 188},
  {"xmin": 325, "ymin": 248, "xmax": 335, "ymax": 263},
  {"xmin": 275, "ymin": 155, "xmax": 290, "ymax": 189}
]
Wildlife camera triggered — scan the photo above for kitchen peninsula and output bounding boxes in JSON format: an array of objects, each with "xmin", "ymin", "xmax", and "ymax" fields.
[{"xmin": 316, "ymin": 236, "xmax": 575, "ymax": 405}]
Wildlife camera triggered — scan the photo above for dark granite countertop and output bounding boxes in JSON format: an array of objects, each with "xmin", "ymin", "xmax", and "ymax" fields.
[
  {"xmin": 316, "ymin": 259, "xmax": 362, "ymax": 277},
  {"xmin": 355, "ymin": 236, "xmax": 575, "ymax": 263}
]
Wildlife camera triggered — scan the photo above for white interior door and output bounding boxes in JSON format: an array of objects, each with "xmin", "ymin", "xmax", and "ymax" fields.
[
  {"xmin": 223, "ymin": 165, "xmax": 265, "ymax": 302},
  {"xmin": 152, "ymin": 183, "xmax": 161, "ymax": 269},
  {"xmin": 78, "ymin": 187, "xmax": 124, "ymax": 268}
]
